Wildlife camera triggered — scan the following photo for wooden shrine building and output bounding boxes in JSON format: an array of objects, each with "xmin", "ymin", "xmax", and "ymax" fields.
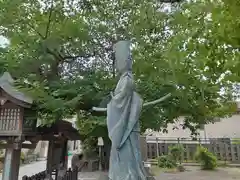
[
  {"xmin": 0, "ymin": 72, "xmax": 82, "ymax": 180},
  {"xmin": 0, "ymin": 72, "xmax": 37, "ymax": 180}
]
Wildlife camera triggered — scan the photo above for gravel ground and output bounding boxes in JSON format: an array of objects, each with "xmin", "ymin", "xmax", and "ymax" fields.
[
  {"xmin": 78, "ymin": 166, "xmax": 240, "ymax": 180},
  {"xmin": 155, "ymin": 166, "xmax": 240, "ymax": 180}
]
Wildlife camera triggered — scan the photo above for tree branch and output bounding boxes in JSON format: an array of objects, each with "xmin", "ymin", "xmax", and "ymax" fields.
[
  {"xmin": 45, "ymin": 0, "xmax": 54, "ymax": 39},
  {"xmin": 26, "ymin": 22, "xmax": 45, "ymax": 39},
  {"xmin": 15, "ymin": 32, "xmax": 44, "ymax": 79},
  {"xmin": 46, "ymin": 48, "xmax": 64, "ymax": 62},
  {"xmin": 25, "ymin": 21, "xmax": 63, "ymax": 63},
  {"xmin": 63, "ymin": 54, "xmax": 93, "ymax": 61},
  {"xmin": 159, "ymin": 0, "xmax": 183, "ymax": 2}
]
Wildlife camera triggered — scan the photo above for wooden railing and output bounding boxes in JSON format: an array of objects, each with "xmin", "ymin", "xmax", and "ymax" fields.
[
  {"xmin": 22, "ymin": 170, "xmax": 46, "ymax": 180},
  {"xmin": 59, "ymin": 168, "xmax": 78, "ymax": 180},
  {"xmin": 0, "ymin": 107, "xmax": 20, "ymax": 132},
  {"xmin": 22, "ymin": 168, "xmax": 78, "ymax": 180}
]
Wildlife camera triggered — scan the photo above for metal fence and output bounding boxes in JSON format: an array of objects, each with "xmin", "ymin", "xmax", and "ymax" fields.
[{"xmin": 140, "ymin": 137, "xmax": 240, "ymax": 164}]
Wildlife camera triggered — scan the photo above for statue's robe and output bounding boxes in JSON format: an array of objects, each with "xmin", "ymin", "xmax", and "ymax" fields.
[{"xmin": 107, "ymin": 71, "xmax": 146, "ymax": 180}]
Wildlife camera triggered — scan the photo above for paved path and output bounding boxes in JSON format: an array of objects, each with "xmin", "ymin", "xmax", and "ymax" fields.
[
  {"xmin": 18, "ymin": 161, "xmax": 47, "ymax": 179},
  {"xmin": 0, "ymin": 160, "xmax": 47, "ymax": 180},
  {"xmin": 0, "ymin": 159, "xmax": 72, "ymax": 180}
]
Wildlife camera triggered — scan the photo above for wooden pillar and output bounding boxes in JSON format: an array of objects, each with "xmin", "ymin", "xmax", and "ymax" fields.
[
  {"xmin": 73, "ymin": 141, "xmax": 76, "ymax": 150},
  {"xmin": 57, "ymin": 140, "xmax": 68, "ymax": 180},
  {"xmin": 46, "ymin": 140, "xmax": 54, "ymax": 179},
  {"xmin": 156, "ymin": 137, "xmax": 159, "ymax": 157},
  {"xmin": 62, "ymin": 140, "xmax": 68, "ymax": 169},
  {"xmin": 2, "ymin": 141, "xmax": 21, "ymax": 180}
]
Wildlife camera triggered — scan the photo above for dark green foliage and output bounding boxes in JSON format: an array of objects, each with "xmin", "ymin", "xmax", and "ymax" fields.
[
  {"xmin": 169, "ymin": 144, "xmax": 185, "ymax": 163},
  {"xmin": 0, "ymin": 0, "xmax": 237, "ymax": 137},
  {"xmin": 195, "ymin": 146, "xmax": 217, "ymax": 170},
  {"xmin": 82, "ymin": 137, "xmax": 98, "ymax": 159},
  {"xmin": 157, "ymin": 155, "xmax": 177, "ymax": 169}
]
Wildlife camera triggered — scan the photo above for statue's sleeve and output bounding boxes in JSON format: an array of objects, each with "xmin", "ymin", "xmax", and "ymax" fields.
[
  {"xmin": 107, "ymin": 74, "xmax": 134, "ymax": 149},
  {"xmin": 112, "ymin": 74, "xmax": 133, "ymax": 105}
]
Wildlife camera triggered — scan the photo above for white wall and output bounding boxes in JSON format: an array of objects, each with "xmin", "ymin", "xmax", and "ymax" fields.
[
  {"xmin": 146, "ymin": 114, "xmax": 240, "ymax": 140},
  {"xmin": 34, "ymin": 141, "xmax": 48, "ymax": 158}
]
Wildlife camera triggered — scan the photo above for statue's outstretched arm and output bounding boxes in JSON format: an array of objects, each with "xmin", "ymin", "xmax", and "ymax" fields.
[
  {"xmin": 92, "ymin": 107, "xmax": 107, "ymax": 112},
  {"xmin": 91, "ymin": 91, "xmax": 114, "ymax": 112},
  {"xmin": 92, "ymin": 93, "xmax": 171, "ymax": 111},
  {"xmin": 143, "ymin": 93, "xmax": 171, "ymax": 107}
]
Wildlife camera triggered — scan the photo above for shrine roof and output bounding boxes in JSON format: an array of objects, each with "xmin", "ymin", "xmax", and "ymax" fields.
[
  {"xmin": 0, "ymin": 72, "xmax": 33, "ymax": 105},
  {"xmin": 36, "ymin": 120, "xmax": 82, "ymax": 140}
]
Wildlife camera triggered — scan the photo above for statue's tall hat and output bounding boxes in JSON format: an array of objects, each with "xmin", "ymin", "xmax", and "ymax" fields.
[{"xmin": 113, "ymin": 40, "xmax": 132, "ymax": 71}]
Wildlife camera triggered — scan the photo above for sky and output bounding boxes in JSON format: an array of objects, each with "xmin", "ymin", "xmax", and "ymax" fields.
[{"xmin": 0, "ymin": 35, "xmax": 9, "ymax": 47}]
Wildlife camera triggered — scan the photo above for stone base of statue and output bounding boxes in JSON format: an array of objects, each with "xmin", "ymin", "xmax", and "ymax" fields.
[
  {"xmin": 98, "ymin": 172, "xmax": 108, "ymax": 180},
  {"xmin": 97, "ymin": 166, "xmax": 156, "ymax": 180},
  {"xmin": 144, "ymin": 166, "xmax": 156, "ymax": 180},
  {"xmin": 98, "ymin": 174, "xmax": 155, "ymax": 180}
]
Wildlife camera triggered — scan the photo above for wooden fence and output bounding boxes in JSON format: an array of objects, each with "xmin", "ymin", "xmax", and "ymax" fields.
[
  {"xmin": 22, "ymin": 170, "xmax": 46, "ymax": 180},
  {"xmin": 140, "ymin": 137, "xmax": 240, "ymax": 164},
  {"xmin": 22, "ymin": 168, "xmax": 78, "ymax": 180}
]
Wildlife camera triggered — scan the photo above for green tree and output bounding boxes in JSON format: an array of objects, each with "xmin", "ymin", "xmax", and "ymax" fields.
[{"xmin": 0, "ymin": 0, "xmax": 236, "ymax": 138}]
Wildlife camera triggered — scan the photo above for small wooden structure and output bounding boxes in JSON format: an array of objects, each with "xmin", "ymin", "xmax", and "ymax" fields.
[
  {"xmin": 0, "ymin": 72, "xmax": 82, "ymax": 180},
  {"xmin": 32, "ymin": 120, "xmax": 82, "ymax": 179},
  {"xmin": 0, "ymin": 72, "xmax": 37, "ymax": 180},
  {"xmin": 21, "ymin": 120, "xmax": 82, "ymax": 180}
]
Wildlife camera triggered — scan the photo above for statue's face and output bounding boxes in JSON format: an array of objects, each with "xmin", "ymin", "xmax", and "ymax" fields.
[{"xmin": 114, "ymin": 41, "xmax": 132, "ymax": 74}]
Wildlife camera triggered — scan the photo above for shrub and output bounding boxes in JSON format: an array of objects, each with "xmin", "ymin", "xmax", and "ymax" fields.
[
  {"xmin": 0, "ymin": 141, "xmax": 4, "ymax": 155},
  {"xmin": 169, "ymin": 144, "xmax": 185, "ymax": 163},
  {"xmin": 20, "ymin": 152, "xmax": 25, "ymax": 164},
  {"xmin": 232, "ymin": 138, "xmax": 240, "ymax": 145},
  {"xmin": 195, "ymin": 146, "xmax": 217, "ymax": 170},
  {"xmin": 157, "ymin": 155, "xmax": 177, "ymax": 169},
  {"xmin": 0, "ymin": 161, "xmax": 3, "ymax": 172}
]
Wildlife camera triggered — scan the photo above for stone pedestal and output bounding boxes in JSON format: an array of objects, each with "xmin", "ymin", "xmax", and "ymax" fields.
[
  {"xmin": 144, "ymin": 162, "xmax": 156, "ymax": 180},
  {"xmin": 97, "ymin": 162, "xmax": 156, "ymax": 180},
  {"xmin": 97, "ymin": 165, "xmax": 156, "ymax": 180},
  {"xmin": 2, "ymin": 143, "xmax": 21, "ymax": 180},
  {"xmin": 98, "ymin": 172, "xmax": 156, "ymax": 180},
  {"xmin": 145, "ymin": 167, "xmax": 156, "ymax": 180},
  {"xmin": 98, "ymin": 172, "xmax": 109, "ymax": 180}
]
